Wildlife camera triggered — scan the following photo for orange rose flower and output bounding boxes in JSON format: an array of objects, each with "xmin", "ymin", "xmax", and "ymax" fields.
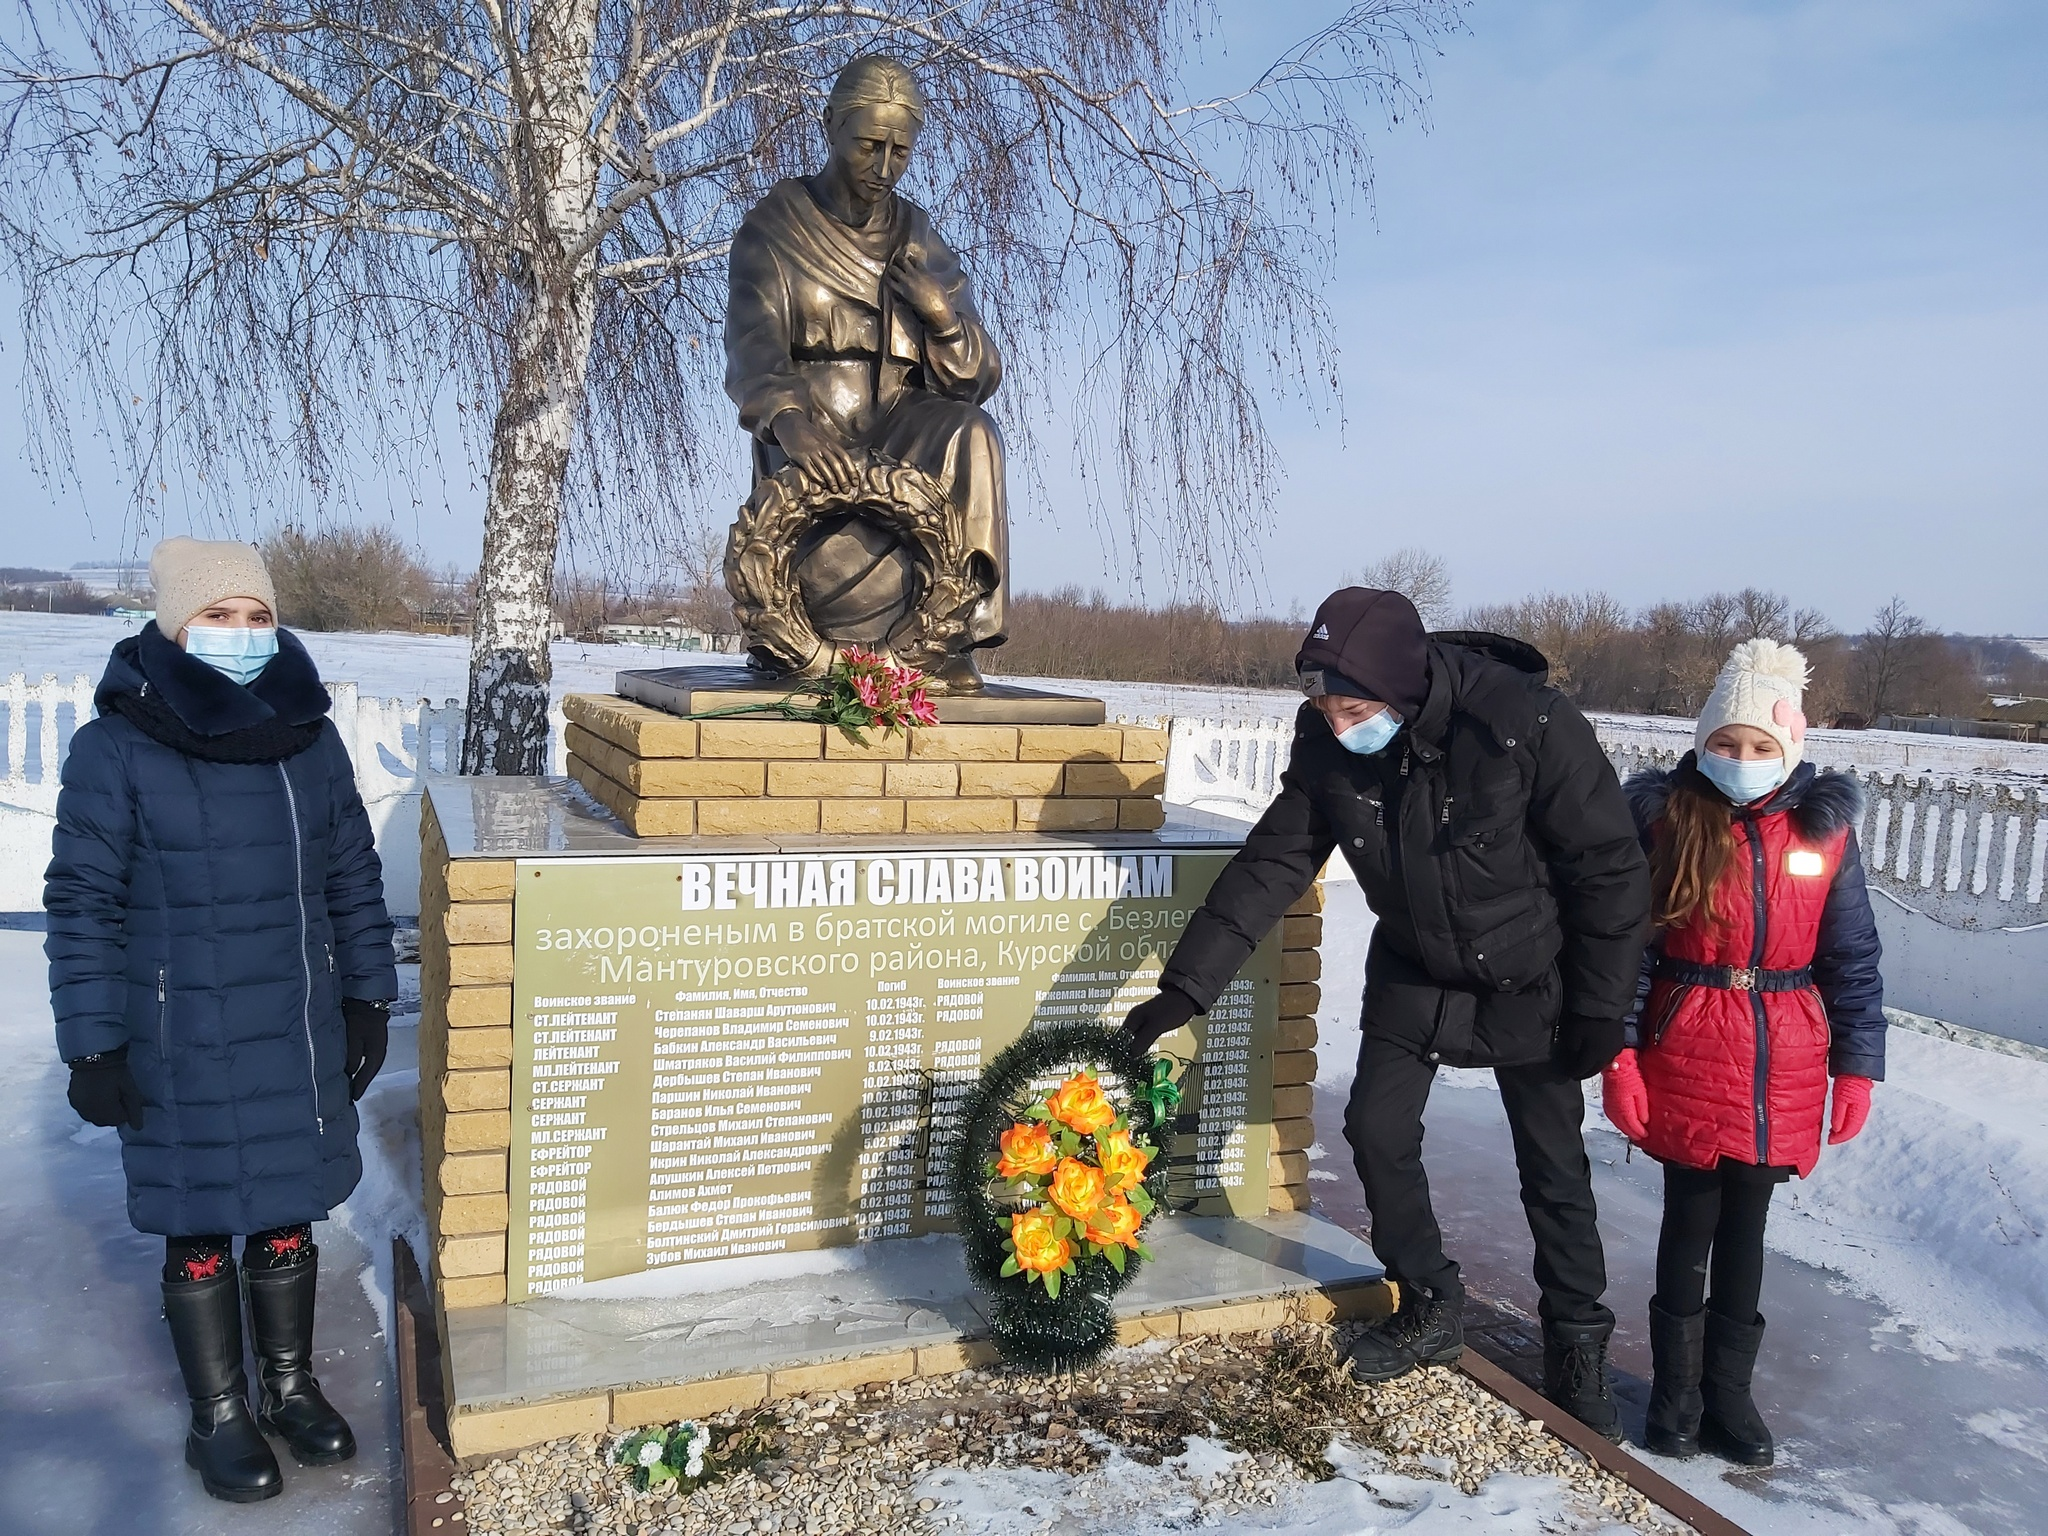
[
  {"xmin": 1087, "ymin": 1195, "xmax": 1144, "ymax": 1249},
  {"xmin": 1045, "ymin": 1072, "xmax": 1117, "ymax": 1135},
  {"xmin": 996, "ymin": 1122, "xmax": 1058, "ymax": 1179},
  {"xmin": 1096, "ymin": 1127, "xmax": 1152, "ymax": 1193},
  {"xmin": 1049, "ymin": 1156, "xmax": 1108, "ymax": 1221},
  {"xmin": 1009, "ymin": 1208, "xmax": 1072, "ymax": 1274}
]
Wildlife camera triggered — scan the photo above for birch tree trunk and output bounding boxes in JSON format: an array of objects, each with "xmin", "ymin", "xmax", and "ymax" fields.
[{"xmin": 461, "ymin": 0, "xmax": 600, "ymax": 775}]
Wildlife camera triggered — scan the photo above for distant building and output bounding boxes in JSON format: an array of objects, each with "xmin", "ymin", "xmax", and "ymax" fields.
[{"xmin": 599, "ymin": 620, "xmax": 741, "ymax": 653}]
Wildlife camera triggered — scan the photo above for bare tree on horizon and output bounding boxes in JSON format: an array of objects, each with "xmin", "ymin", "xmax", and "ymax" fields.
[{"xmin": 0, "ymin": 0, "xmax": 1459, "ymax": 771}]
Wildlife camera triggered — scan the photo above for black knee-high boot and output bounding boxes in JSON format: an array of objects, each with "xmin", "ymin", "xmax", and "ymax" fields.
[
  {"xmin": 1643, "ymin": 1298, "xmax": 1706, "ymax": 1457},
  {"xmin": 162, "ymin": 1267, "xmax": 284, "ymax": 1502},
  {"xmin": 1700, "ymin": 1309, "xmax": 1774, "ymax": 1467},
  {"xmin": 244, "ymin": 1247, "xmax": 357, "ymax": 1466}
]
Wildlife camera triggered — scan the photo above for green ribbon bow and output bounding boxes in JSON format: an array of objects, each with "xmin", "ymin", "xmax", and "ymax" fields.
[{"xmin": 1145, "ymin": 1057, "xmax": 1183, "ymax": 1129}]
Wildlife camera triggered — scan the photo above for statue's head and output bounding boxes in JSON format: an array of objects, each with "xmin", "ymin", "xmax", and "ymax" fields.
[{"xmin": 822, "ymin": 57, "xmax": 926, "ymax": 207}]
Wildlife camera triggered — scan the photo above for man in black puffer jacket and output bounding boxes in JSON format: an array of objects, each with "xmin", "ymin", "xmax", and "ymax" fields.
[{"xmin": 1123, "ymin": 588, "xmax": 1650, "ymax": 1437}]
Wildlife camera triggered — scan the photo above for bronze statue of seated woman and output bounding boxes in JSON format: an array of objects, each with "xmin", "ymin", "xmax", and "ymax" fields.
[{"xmin": 723, "ymin": 56, "xmax": 1008, "ymax": 694}]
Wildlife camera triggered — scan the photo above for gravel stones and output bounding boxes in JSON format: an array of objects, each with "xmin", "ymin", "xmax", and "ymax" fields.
[{"xmin": 450, "ymin": 1323, "xmax": 1681, "ymax": 1535}]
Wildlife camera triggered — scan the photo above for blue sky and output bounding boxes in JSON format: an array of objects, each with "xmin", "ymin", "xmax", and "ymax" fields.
[{"xmin": 3, "ymin": 0, "xmax": 2042, "ymax": 634}]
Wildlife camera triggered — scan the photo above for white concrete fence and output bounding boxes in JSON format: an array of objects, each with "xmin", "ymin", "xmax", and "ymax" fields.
[{"xmin": 6, "ymin": 680, "xmax": 2042, "ymax": 1043}]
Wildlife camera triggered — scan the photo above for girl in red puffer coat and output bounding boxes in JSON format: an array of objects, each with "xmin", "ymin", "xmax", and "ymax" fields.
[{"xmin": 1603, "ymin": 639, "xmax": 1885, "ymax": 1469}]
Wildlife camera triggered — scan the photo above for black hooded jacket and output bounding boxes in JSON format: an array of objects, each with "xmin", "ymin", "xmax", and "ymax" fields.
[{"xmin": 1160, "ymin": 633, "xmax": 1652, "ymax": 1067}]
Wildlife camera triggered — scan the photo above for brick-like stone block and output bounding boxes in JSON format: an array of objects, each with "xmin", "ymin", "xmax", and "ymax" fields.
[
  {"xmin": 619, "ymin": 793, "xmax": 696, "ymax": 838},
  {"xmin": 436, "ymin": 1231, "xmax": 507, "ymax": 1279},
  {"xmin": 1271, "ymin": 1116, "xmax": 1315, "ymax": 1153},
  {"xmin": 449, "ymin": 986, "xmax": 513, "ymax": 1029},
  {"xmin": 438, "ymin": 1151, "xmax": 509, "ymax": 1197},
  {"xmin": 767, "ymin": 760, "xmax": 887, "ymax": 798},
  {"xmin": 909, "ymin": 725, "xmax": 1018, "ymax": 761},
  {"xmin": 885, "ymin": 761, "xmax": 959, "ymax": 798},
  {"xmin": 613, "ymin": 1374, "xmax": 767, "ymax": 1427},
  {"xmin": 450, "ymin": 1395, "xmax": 611, "ymax": 1462},
  {"xmin": 1275, "ymin": 1017, "xmax": 1319, "ymax": 1053},
  {"xmin": 1017, "ymin": 726, "xmax": 1123, "ymax": 762},
  {"xmin": 439, "ymin": 1192, "xmax": 511, "ymax": 1235},
  {"xmin": 915, "ymin": 1340, "xmax": 1003, "ymax": 1376},
  {"xmin": 1118, "ymin": 725, "xmax": 1171, "ymax": 762},
  {"xmin": 905, "ymin": 799, "xmax": 1014, "ymax": 834},
  {"xmin": 1279, "ymin": 982, "xmax": 1320, "ymax": 1018},
  {"xmin": 446, "ymin": 903, "xmax": 513, "ymax": 945},
  {"xmin": 444, "ymin": 1109, "xmax": 513, "ymax": 1153},
  {"xmin": 698, "ymin": 720, "xmax": 822, "ymax": 759},
  {"xmin": 442, "ymin": 1068, "xmax": 512, "ymax": 1113},
  {"xmin": 1282, "ymin": 914, "xmax": 1324, "ymax": 949},
  {"xmin": 1271, "ymin": 1084, "xmax": 1314, "ymax": 1120},
  {"xmin": 447, "ymin": 861, "xmax": 516, "ymax": 902},
  {"xmin": 1286, "ymin": 882, "xmax": 1326, "ymax": 917},
  {"xmin": 1118, "ymin": 798, "xmax": 1167, "ymax": 832},
  {"xmin": 1281, "ymin": 948, "xmax": 1321, "ymax": 985},
  {"xmin": 1267, "ymin": 1183, "xmax": 1313, "ymax": 1213},
  {"xmin": 447, "ymin": 1027, "xmax": 514, "ymax": 1071},
  {"xmin": 1065, "ymin": 761, "xmax": 1167, "ymax": 797},
  {"xmin": 957, "ymin": 761, "xmax": 1063, "ymax": 798},
  {"xmin": 821, "ymin": 799, "xmax": 907, "ymax": 834},
  {"xmin": 824, "ymin": 729, "xmax": 909, "ymax": 760},
  {"xmin": 769, "ymin": 1350, "xmax": 916, "ymax": 1397},
  {"xmin": 450, "ymin": 946, "xmax": 514, "ymax": 985},
  {"xmin": 1269, "ymin": 1149, "xmax": 1310, "ymax": 1186},
  {"xmin": 1272, "ymin": 1050, "xmax": 1318, "ymax": 1087},
  {"xmin": 1181, "ymin": 1299, "xmax": 1289, "ymax": 1337},
  {"xmin": 1016, "ymin": 798, "xmax": 1118, "ymax": 831},
  {"xmin": 564, "ymin": 693, "xmax": 698, "ymax": 756},
  {"xmin": 442, "ymin": 1275, "xmax": 508, "ymax": 1310},
  {"xmin": 695, "ymin": 798, "xmax": 821, "ymax": 835},
  {"xmin": 1114, "ymin": 1312, "xmax": 1180, "ymax": 1346},
  {"xmin": 633, "ymin": 758, "xmax": 767, "ymax": 799}
]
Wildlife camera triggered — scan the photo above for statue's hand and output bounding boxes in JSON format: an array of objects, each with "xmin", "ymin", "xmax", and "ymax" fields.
[
  {"xmin": 771, "ymin": 410, "xmax": 861, "ymax": 495},
  {"xmin": 888, "ymin": 245, "xmax": 959, "ymax": 336}
]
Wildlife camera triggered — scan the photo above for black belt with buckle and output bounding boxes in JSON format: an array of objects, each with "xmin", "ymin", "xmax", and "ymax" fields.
[{"xmin": 1655, "ymin": 958, "xmax": 1814, "ymax": 993}]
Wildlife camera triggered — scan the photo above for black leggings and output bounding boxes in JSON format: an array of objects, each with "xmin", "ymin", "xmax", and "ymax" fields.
[
  {"xmin": 1655, "ymin": 1160, "xmax": 1789, "ymax": 1323},
  {"xmin": 164, "ymin": 1225, "xmax": 314, "ymax": 1284}
]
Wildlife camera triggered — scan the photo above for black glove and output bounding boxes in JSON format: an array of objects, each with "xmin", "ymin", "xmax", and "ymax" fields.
[
  {"xmin": 344, "ymin": 998, "xmax": 391, "ymax": 1102},
  {"xmin": 67, "ymin": 1048, "xmax": 146, "ymax": 1130},
  {"xmin": 1120, "ymin": 986, "xmax": 1200, "ymax": 1053},
  {"xmin": 1554, "ymin": 1015, "xmax": 1625, "ymax": 1080}
]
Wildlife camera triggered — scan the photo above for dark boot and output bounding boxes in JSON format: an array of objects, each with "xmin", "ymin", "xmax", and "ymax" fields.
[
  {"xmin": 1700, "ymin": 1309, "xmax": 1774, "ymax": 1467},
  {"xmin": 245, "ymin": 1249, "xmax": 357, "ymax": 1466},
  {"xmin": 162, "ymin": 1268, "xmax": 284, "ymax": 1502},
  {"xmin": 1543, "ymin": 1318, "xmax": 1622, "ymax": 1443},
  {"xmin": 1643, "ymin": 1299, "xmax": 1707, "ymax": 1457},
  {"xmin": 1345, "ymin": 1287, "xmax": 1465, "ymax": 1383}
]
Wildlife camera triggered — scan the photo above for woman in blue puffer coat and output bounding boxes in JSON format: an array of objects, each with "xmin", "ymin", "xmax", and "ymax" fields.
[{"xmin": 45, "ymin": 537, "xmax": 397, "ymax": 1504}]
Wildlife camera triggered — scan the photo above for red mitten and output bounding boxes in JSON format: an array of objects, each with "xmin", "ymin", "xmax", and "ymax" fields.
[
  {"xmin": 1601, "ymin": 1049, "xmax": 1650, "ymax": 1144},
  {"xmin": 1828, "ymin": 1075, "xmax": 1873, "ymax": 1145}
]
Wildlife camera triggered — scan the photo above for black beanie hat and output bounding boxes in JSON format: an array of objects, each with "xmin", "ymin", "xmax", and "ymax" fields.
[{"xmin": 1296, "ymin": 588, "xmax": 1429, "ymax": 721}]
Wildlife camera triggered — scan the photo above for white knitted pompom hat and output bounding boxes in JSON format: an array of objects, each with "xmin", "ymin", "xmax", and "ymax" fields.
[
  {"xmin": 149, "ymin": 536, "xmax": 278, "ymax": 637},
  {"xmin": 1696, "ymin": 638, "xmax": 1810, "ymax": 773}
]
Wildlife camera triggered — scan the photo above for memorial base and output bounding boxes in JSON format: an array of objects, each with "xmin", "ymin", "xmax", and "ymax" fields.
[
  {"xmin": 616, "ymin": 665, "xmax": 1108, "ymax": 725},
  {"xmin": 439, "ymin": 1212, "xmax": 1392, "ymax": 1463}
]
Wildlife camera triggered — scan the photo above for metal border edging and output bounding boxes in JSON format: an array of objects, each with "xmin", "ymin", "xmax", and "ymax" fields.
[
  {"xmin": 1456, "ymin": 1350, "xmax": 1753, "ymax": 1536},
  {"xmin": 395, "ymin": 1237, "xmax": 468, "ymax": 1534}
]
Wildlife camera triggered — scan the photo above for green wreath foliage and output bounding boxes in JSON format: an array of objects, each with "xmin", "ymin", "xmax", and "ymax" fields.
[{"xmin": 947, "ymin": 1019, "xmax": 1173, "ymax": 1370}]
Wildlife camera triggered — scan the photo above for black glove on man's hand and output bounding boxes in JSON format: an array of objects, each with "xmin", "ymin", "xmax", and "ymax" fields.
[
  {"xmin": 67, "ymin": 1048, "xmax": 146, "ymax": 1130},
  {"xmin": 1554, "ymin": 1015, "xmax": 1626, "ymax": 1080},
  {"xmin": 344, "ymin": 998, "xmax": 391, "ymax": 1102},
  {"xmin": 1120, "ymin": 986, "xmax": 1200, "ymax": 1053}
]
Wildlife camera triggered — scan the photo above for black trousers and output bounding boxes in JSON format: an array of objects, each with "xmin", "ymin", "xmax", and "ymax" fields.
[
  {"xmin": 1654, "ymin": 1158, "xmax": 1787, "ymax": 1323},
  {"xmin": 1343, "ymin": 1033, "xmax": 1613, "ymax": 1329}
]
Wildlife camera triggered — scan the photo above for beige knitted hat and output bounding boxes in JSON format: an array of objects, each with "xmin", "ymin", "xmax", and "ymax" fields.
[
  {"xmin": 1696, "ymin": 638, "xmax": 1810, "ymax": 773},
  {"xmin": 149, "ymin": 537, "xmax": 278, "ymax": 636}
]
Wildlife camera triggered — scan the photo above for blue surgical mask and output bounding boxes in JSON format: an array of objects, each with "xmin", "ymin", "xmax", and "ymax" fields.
[
  {"xmin": 1335, "ymin": 706, "xmax": 1403, "ymax": 756},
  {"xmin": 184, "ymin": 623, "xmax": 279, "ymax": 685},
  {"xmin": 1698, "ymin": 750, "xmax": 1787, "ymax": 805}
]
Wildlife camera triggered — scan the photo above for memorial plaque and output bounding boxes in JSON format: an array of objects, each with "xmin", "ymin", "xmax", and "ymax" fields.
[{"xmin": 507, "ymin": 843, "xmax": 1280, "ymax": 1300}]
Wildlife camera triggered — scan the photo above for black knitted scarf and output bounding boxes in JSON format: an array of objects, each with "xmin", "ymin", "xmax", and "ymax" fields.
[{"xmin": 106, "ymin": 683, "xmax": 325, "ymax": 764}]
